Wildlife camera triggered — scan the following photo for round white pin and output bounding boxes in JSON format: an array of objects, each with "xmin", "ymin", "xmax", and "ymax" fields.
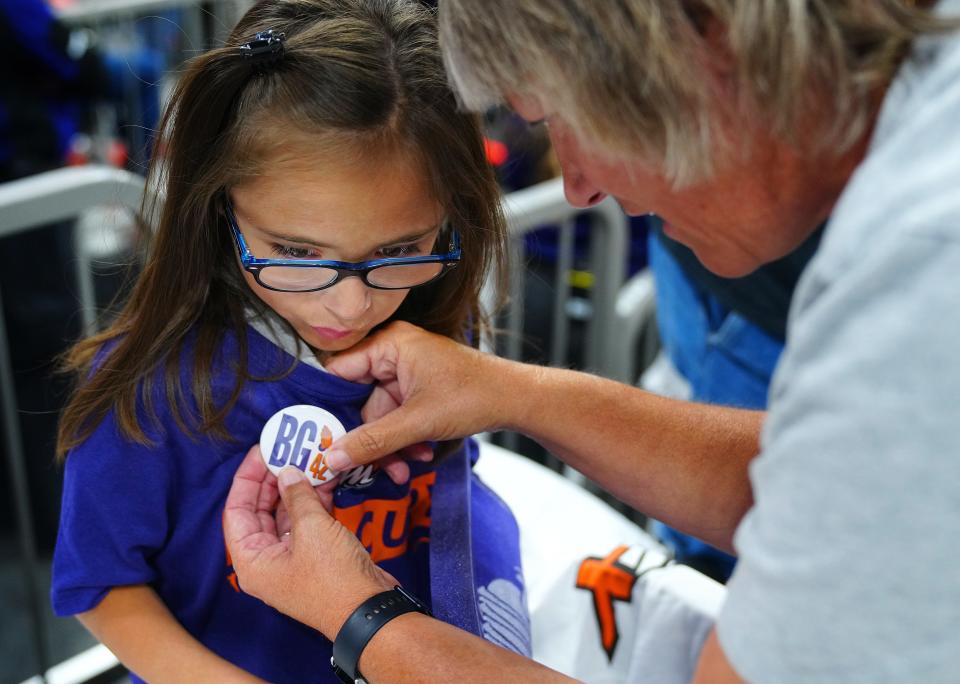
[{"xmin": 259, "ymin": 405, "xmax": 346, "ymax": 486}]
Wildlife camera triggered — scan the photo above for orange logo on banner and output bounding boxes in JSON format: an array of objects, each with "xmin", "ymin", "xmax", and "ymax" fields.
[{"xmin": 576, "ymin": 545, "xmax": 638, "ymax": 661}]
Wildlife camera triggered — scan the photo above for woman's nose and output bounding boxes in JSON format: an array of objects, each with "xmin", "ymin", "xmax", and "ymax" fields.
[
  {"xmin": 562, "ymin": 170, "xmax": 608, "ymax": 208},
  {"xmin": 550, "ymin": 131, "xmax": 607, "ymax": 208},
  {"xmin": 323, "ymin": 276, "xmax": 372, "ymax": 322}
]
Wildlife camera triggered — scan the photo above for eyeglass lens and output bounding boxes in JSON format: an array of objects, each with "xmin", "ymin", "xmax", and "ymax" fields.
[{"xmin": 258, "ymin": 261, "xmax": 445, "ymax": 291}]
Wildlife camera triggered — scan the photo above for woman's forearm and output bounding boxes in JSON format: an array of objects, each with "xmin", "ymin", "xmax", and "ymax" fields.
[
  {"xmin": 78, "ymin": 585, "xmax": 265, "ymax": 683},
  {"xmin": 325, "ymin": 323, "xmax": 762, "ymax": 552},
  {"xmin": 358, "ymin": 612, "xmax": 576, "ymax": 684},
  {"xmin": 498, "ymin": 361, "xmax": 763, "ymax": 552}
]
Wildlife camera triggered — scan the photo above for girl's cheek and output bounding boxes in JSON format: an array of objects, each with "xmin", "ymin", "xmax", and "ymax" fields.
[{"xmin": 380, "ymin": 291, "xmax": 410, "ymax": 320}]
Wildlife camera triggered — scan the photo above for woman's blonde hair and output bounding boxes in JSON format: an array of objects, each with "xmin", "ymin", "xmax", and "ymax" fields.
[{"xmin": 440, "ymin": 0, "xmax": 955, "ymax": 185}]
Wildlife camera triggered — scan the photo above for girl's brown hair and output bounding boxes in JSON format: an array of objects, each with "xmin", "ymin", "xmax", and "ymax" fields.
[{"xmin": 57, "ymin": 0, "xmax": 506, "ymax": 456}]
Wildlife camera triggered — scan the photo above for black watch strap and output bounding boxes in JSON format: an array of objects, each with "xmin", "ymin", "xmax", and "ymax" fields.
[{"xmin": 331, "ymin": 586, "xmax": 431, "ymax": 684}]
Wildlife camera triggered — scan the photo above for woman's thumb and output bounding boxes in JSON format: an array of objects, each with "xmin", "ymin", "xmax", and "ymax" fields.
[
  {"xmin": 324, "ymin": 406, "xmax": 429, "ymax": 472},
  {"xmin": 277, "ymin": 466, "xmax": 326, "ymax": 522}
]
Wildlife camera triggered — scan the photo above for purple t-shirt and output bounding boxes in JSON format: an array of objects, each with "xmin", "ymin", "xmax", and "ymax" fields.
[{"xmin": 52, "ymin": 325, "xmax": 530, "ymax": 682}]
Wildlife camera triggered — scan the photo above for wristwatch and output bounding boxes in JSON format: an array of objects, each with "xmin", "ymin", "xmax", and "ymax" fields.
[{"xmin": 331, "ymin": 586, "xmax": 432, "ymax": 684}]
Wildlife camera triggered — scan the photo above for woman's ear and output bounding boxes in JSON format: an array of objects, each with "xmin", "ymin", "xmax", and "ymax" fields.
[
  {"xmin": 698, "ymin": 12, "xmax": 737, "ymax": 82},
  {"xmin": 680, "ymin": 2, "xmax": 737, "ymax": 87},
  {"xmin": 686, "ymin": 9, "xmax": 751, "ymax": 163},
  {"xmin": 682, "ymin": 1, "xmax": 714, "ymax": 35}
]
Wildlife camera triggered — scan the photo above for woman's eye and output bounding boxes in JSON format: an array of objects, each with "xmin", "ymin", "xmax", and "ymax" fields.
[
  {"xmin": 271, "ymin": 243, "xmax": 320, "ymax": 259},
  {"xmin": 379, "ymin": 243, "xmax": 422, "ymax": 259}
]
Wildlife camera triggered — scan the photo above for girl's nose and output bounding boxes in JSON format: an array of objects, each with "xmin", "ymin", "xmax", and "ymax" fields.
[{"xmin": 323, "ymin": 276, "xmax": 372, "ymax": 322}]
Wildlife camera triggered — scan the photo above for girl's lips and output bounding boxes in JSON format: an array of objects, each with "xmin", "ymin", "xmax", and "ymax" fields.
[{"xmin": 311, "ymin": 326, "xmax": 354, "ymax": 340}]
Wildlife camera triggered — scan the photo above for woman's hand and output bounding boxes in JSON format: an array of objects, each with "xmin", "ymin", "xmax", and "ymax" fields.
[
  {"xmin": 222, "ymin": 446, "xmax": 393, "ymax": 638},
  {"xmin": 323, "ymin": 321, "xmax": 520, "ymax": 473}
]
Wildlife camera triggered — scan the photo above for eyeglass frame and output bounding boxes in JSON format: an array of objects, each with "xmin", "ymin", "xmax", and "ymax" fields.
[{"xmin": 224, "ymin": 198, "xmax": 462, "ymax": 293}]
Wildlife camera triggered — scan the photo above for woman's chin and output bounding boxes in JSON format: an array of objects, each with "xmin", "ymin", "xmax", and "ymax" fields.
[{"xmin": 692, "ymin": 248, "xmax": 762, "ymax": 279}]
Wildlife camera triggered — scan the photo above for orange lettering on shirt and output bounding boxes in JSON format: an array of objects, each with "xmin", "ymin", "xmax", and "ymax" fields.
[
  {"xmin": 223, "ymin": 471, "xmax": 435, "ymax": 592},
  {"xmin": 333, "ymin": 471, "xmax": 435, "ymax": 563}
]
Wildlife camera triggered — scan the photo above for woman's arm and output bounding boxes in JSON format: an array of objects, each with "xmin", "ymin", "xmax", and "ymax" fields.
[
  {"xmin": 78, "ymin": 585, "xmax": 266, "ymax": 683},
  {"xmin": 502, "ymin": 363, "xmax": 762, "ymax": 553},
  {"xmin": 356, "ymin": 611, "xmax": 576, "ymax": 683},
  {"xmin": 324, "ymin": 322, "xmax": 762, "ymax": 552},
  {"xmin": 225, "ymin": 447, "xmax": 746, "ymax": 683},
  {"xmin": 224, "ymin": 453, "xmax": 576, "ymax": 683}
]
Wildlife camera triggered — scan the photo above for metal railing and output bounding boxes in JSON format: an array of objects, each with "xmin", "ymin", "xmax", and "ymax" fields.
[
  {"xmin": 488, "ymin": 177, "xmax": 660, "ymax": 459},
  {"xmin": 1, "ymin": 166, "xmax": 147, "ymax": 684},
  {"xmin": 53, "ymin": 0, "xmax": 254, "ymax": 170},
  {"xmin": 612, "ymin": 268, "xmax": 657, "ymax": 385},
  {"xmin": 497, "ymin": 177, "xmax": 630, "ymax": 376},
  {"xmin": 57, "ymin": 0, "xmax": 247, "ymax": 23},
  {"xmin": 56, "ymin": 0, "xmax": 251, "ymax": 36}
]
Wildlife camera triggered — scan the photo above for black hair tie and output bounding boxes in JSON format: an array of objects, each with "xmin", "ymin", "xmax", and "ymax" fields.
[{"xmin": 239, "ymin": 29, "xmax": 286, "ymax": 66}]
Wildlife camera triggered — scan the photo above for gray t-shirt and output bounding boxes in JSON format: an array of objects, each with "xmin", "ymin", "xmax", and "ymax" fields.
[{"xmin": 717, "ymin": 4, "xmax": 960, "ymax": 682}]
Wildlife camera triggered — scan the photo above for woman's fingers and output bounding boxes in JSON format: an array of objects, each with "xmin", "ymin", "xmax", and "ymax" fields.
[
  {"xmin": 325, "ymin": 322, "xmax": 505, "ymax": 472},
  {"xmin": 223, "ymin": 445, "xmax": 281, "ymax": 549}
]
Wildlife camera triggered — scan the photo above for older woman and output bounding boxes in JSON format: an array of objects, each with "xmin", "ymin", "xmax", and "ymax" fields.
[{"xmin": 224, "ymin": 1, "xmax": 960, "ymax": 682}]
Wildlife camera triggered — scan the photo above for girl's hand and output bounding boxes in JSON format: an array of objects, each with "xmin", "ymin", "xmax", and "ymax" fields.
[
  {"xmin": 374, "ymin": 447, "xmax": 434, "ymax": 487},
  {"xmin": 323, "ymin": 322, "xmax": 514, "ymax": 474},
  {"xmin": 223, "ymin": 446, "xmax": 393, "ymax": 638}
]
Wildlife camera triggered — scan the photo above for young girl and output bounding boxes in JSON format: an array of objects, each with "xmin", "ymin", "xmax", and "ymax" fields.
[{"xmin": 51, "ymin": 1, "xmax": 530, "ymax": 681}]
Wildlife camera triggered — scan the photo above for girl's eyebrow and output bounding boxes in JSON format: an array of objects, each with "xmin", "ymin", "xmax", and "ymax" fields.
[
  {"xmin": 256, "ymin": 224, "xmax": 441, "ymax": 249},
  {"xmin": 255, "ymin": 227, "xmax": 333, "ymax": 249},
  {"xmin": 379, "ymin": 226, "xmax": 442, "ymax": 246}
]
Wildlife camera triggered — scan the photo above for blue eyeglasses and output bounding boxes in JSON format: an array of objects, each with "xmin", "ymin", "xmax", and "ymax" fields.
[{"xmin": 224, "ymin": 199, "xmax": 461, "ymax": 293}]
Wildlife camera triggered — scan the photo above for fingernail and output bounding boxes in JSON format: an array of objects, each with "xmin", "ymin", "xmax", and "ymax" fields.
[
  {"xmin": 325, "ymin": 448, "xmax": 351, "ymax": 471},
  {"xmin": 278, "ymin": 466, "xmax": 305, "ymax": 487}
]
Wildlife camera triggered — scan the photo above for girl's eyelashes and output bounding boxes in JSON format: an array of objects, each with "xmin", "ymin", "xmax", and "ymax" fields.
[
  {"xmin": 268, "ymin": 240, "xmax": 427, "ymax": 260},
  {"xmin": 270, "ymin": 243, "xmax": 321, "ymax": 259},
  {"xmin": 378, "ymin": 242, "xmax": 423, "ymax": 259}
]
